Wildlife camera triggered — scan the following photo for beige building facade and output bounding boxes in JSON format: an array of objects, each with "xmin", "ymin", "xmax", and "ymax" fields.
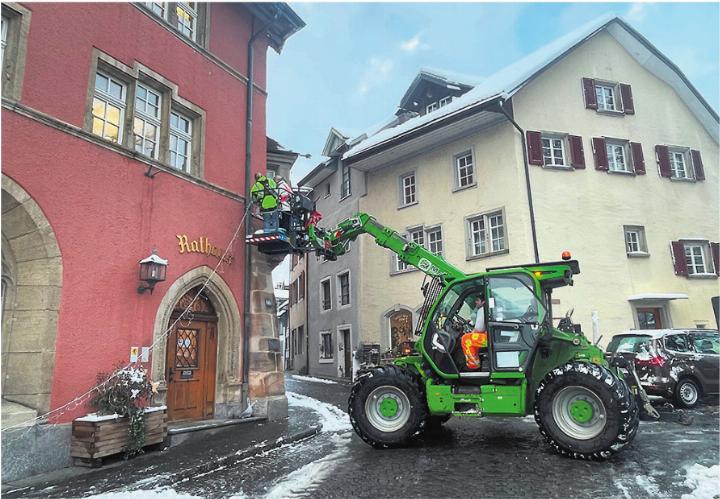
[{"xmin": 308, "ymin": 16, "xmax": 718, "ymax": 359}]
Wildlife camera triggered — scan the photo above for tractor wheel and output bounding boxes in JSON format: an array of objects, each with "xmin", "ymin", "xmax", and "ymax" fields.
[
  {"xmin": 348, "ymin": 365, "xmax": 427, "ymax": 448},
  {"xmin": 534, "ymin": 362, "xmax": 639, "ymax": 460},
  {"xmin": 674, "ymin": 378, "xmax": 700, "ymax": 409}
]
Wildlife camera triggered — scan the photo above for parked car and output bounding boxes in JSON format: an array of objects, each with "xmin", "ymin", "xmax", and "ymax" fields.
[{"xmin": 606, "ymin": 329, "xmax": 719, "ymax": 408}]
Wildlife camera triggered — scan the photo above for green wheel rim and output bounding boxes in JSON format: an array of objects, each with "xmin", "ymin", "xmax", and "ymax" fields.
[
  {"xmin": 552, "ymin": 386, "xmax": 607, "ymax": 440},
  {"xmin": 365, "ymin": 386, "xmax": 411, "ymax": 433}
]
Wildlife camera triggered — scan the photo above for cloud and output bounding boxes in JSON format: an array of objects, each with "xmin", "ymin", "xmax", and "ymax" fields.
[
  {"xmin": 400, "ymin": 33, "xmax": 430, "ymax": 53},
  {"xmin": 625, "ymin": 3, "xmax": 647, "ymax": 23},
  {"xmin": 356, "ymin": 57, "xmax": 394, "ymax": 95}
]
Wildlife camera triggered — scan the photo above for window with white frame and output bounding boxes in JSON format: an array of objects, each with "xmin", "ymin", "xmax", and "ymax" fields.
[
  {"xmin": 606, "ymin": 141, "xmax": 630, "ymax": 172},
  {"xmin": 541, "ymin": 136, "xmax": 566, "ymax": 167},
  {"xmin": 320, "ymin": 278, "xmax": 331, "ymax": 311},
  {"xmin": 426, "ymin": 226, "xmax": 443, "ymax": 256},
  {"xmin": 337, "ymin": 271, "xmax": 350, "ymax": 306},
  {"xmin": 468, "ymin": 211, "xmax": 505, "ymax": 257},
  {"xmin": 133, "ymin": 84, "xmax": 162, "ymax": 159},
  {"xmin": 455, "ymin": 151, "xmax": 474, "ymax": 188},
  {"xmin": 400, "ymin": 172, "xmax": 416, "ymax": 206},
  {"xmin": 92, "ymin": 72, "xmax": 127, "ymax": 144},
  {"xmin": 684, "ymin": 243, "xmax": 712, "ymax": 276},
  {"xmin": 426, "ymin": 101, "xmax": 438, "ymax": 114},
  {"xmin": 669, "ymin": 149, "xmax": 692, "ymax": 180},
  {"xmin": 145, "ymin": 1, "xmax": 166, "ymax": 18},
  {"xmin": 624, "ymin": 225, "xmax": 647, "ymax": 255},
  {"xmin": 438, "ymin": 96, "xmax": 452, "ymax": 108},
  {"xmin": 341, "ymin": 162, "xmax": 351, "ymax": 198},
  {"xmin": 595, "ymin": 83, "xmax": 618, "ymax": 111},
  {"xmin": 396, "ymin": 227, "xmax": 424, "ymax": 272},
  {"xmin": 319, "ymin": 331, "xmax": 333, "ymax": 361},
  {"xmin": 176, "ymin": 2, "xmax": 197, "ymax": 40},
  {"xmin": 1, "ymin": 16, "xmax": 7, "ymax": 67},
  {"xmin": 169, "ymin": 111, "xmax": 193, "ymax": 172}
]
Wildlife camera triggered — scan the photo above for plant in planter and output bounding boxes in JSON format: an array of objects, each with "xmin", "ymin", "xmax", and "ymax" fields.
[{"xmin": 89, "ymin": 364, "xmax": 157, "ymax": 457}]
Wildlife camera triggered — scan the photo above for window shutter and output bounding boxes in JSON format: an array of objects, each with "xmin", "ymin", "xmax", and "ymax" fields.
[
  {"xmin": 670, "ymin": 241, "xmax": 688, "ymax": 276},
  {"xmin": 568, "ymin": 135, "xmax": 585, "ymax": 169},
  {"xmin": 691, "ymin": 150, "xmax": 705, "ymax": 181},
  {"xmin": 582, "ymin": 78, "xmax": 597, "ymax": 109},
  {"xmin": 620, "ymin": 84, "xmax": 635, "ymax": 115},
  {"xmin": 526, "ymin": 131, "xmax": 543, "ymax": 166},
  {"xmin": 656, "ymin": 145, "xmax": 671, "ymax": 178},
  {"xmin": 630, "ymin": 142, "xmax": 645, "ymax": 175},
  {"xmin": 711, "ymin": 242, "xmax": 720, "ymax": 276},
  {"xmin": 592, "ymin": 137, "xmax": 608, "ymax": 171}
]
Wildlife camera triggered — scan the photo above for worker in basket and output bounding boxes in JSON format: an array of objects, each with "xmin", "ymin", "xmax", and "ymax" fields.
[
  {"xmin": 250, "ymin": 172, "xmax": 295, "ymax": 233},
  {"xmin": 461, "ymin": 292, "xmax": 488, "ymax": 370}
]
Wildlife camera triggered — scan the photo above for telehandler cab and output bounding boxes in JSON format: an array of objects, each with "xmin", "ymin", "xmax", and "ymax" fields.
[{"xmin": 246, "ymin": 179, "xmax": 641, "ymax": 460}]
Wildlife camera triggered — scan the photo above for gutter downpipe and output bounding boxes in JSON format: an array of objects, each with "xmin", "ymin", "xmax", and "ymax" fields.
[
  {"xmin": 497, "ymin": 98, "xmax": 540, "ymax": 263},
  {"xmin": 242, "ymin": 11, "xmax": 279, "ymax": 410}
]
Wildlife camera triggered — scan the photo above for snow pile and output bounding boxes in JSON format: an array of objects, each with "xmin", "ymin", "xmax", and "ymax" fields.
[
  {"xmin": 681, "ymin": 463, "xmax": 720, "ymax": 499},
  {"xmin": 286, "ymin": 391, "xmax": 351, "ymax": 432},
  {"xmin": 87, "ymin": 488, "xmax": 200, "ymax": 498},
  {"xmin": 291, "ymin": 374, "xmax": 338, "ymax": 385},
  {"xmin": 264, "ymin": 433, "xmax": 351, "ymax": 499},
  {"xmin": 634, "ymin": 475, "xmax": 662, "ymax": 496}
]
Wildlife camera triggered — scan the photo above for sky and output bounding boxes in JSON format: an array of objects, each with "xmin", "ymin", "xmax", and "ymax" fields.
[{"xmin": 266, "ymin": 1, "xmax": 720, "ymax": 285}]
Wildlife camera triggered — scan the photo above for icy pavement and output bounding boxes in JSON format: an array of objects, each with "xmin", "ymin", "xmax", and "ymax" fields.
[{"xmin": 290, "ymin": 374, "xmax": 340, "ymax": 385}]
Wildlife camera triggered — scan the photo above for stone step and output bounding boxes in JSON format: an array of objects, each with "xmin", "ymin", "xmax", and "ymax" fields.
[{"xmin": 1, "ymin": 400, "xmax": 37, "ymax": 429}]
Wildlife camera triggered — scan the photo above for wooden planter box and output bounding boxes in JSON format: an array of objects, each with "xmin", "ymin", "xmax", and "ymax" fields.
[{"xmin": 71, "ymin": 407, "xmax": 167, "ymax": 467}]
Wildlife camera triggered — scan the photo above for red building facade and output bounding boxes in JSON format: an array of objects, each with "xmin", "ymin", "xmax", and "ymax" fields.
[{"xmin": 1, "ymin": 2, "xmax": 302, "ymax": 479}]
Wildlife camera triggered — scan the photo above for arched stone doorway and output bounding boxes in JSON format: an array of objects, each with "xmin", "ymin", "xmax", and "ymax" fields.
[
  {"xmin": 151, "ymin": 266, "xmax": 243, "ymax": 420},
  {"xmin": 165, "ymin": 287, "xmax": 218, "ymax": 422},
  {"xmin": 384, "ymin": 306, "xmax": 415, "ymax": 355},
  {"xmin": 1, "ymin": 174, "xmax": 62, "ymax": 421}
]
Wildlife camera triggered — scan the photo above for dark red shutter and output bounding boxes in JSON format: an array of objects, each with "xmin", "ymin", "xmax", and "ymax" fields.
[
  {"xmin": 671, "ymin": 241, "xmax": 688, "ymax": 276},
  {"xmin": 691, "ymin": 150, "xmax": 705, "ymax": 181},
  {"xmin": 582, "ymin": 78, "xmax": 597, "ymax": 109},
  {"xmin": 526, "ymin": 131, "xmax": 543, "ymax": 166},
  {"xmin": 656, "ymin": 145, "xmax": 671, "ymax": 177},
  {"xmin": 592, "ymin": 138, "xmax": 608, "ymax": 171},
  {"xmin": 630, "ymin": 142, "xmax": 645, "ymax": 174},
  {"xmin": 568, "ymin": 135, "xmax": 585, "ymax": 169},
  {"xmin": 620, "ymin": 84, "xmax": 635, "ymax": 115},
  {"xmin": 712, "ymin": 242, "xmax": 720, "ymax": 276}
]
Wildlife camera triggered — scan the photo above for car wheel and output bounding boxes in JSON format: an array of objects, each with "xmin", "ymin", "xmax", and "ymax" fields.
[{"xmin": 674, "ymin": 378, "xmax": 700, "ymax": 409}]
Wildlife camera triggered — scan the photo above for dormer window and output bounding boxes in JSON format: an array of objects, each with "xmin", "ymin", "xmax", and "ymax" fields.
[
  {"xmin": 438, "ymin": 96, "xmax": 452, "ymax": 107},
  {"xmin": 426, "ymin": 102, "xmax": 438, "ymax": 114}
]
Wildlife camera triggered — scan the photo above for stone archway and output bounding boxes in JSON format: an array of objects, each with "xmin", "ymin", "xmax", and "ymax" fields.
[
  {"xmin": 382, "ymin": 304, "xmax": 417, "ymax": 353},
  {"xmin": 1, "ymin": 174, "xmax": 62, "ymax": 417},
  {"xmin": 151, "ymin": 266, "xmax": 243, "ymax": 419}
]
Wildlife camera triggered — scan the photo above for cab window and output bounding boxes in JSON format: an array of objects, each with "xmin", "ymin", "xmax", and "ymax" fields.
[{"xmin": 487, "ymin": 274, "xmax": 546, "ymax": 324}]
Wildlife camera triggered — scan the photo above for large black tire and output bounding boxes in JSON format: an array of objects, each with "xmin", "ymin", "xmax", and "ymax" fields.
[
  {"xmin": 534, "ymin": 362, "xmax": 639, "ymax": 460},
  {"xmin": 348, "ymin": 365, "xmax": 427, "ymax": 448},
  {"xmin": 674, "ymin": 378, "xmax": 701, "ymax": 409}
]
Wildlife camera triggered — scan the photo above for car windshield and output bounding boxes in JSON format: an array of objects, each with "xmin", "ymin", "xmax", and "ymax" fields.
[
  {"xmin": 691, "ymin": 331, "xmax": 720, "ymax": 354},
  {"xmin": 488, "ymin": 274, "xmax": 547, "ymax": 324},
  {"xmin": 608, "ymin": 335, "xmax": 651, "ymax": 354}
]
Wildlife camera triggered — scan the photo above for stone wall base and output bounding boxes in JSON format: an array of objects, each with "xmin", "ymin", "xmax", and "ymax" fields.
[
  {"xmin": 1, "ymin": 423, "xmax": 72, "ymax": 482},
  {"xmin": 252, "ymin": 394, "xmax": 288, "ymax": 421}
]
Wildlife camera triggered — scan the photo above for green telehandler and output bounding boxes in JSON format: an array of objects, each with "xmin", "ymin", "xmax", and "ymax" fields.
[{"xmin": 247, "ymin": 179, "xmax": 644, "ymax": 460}]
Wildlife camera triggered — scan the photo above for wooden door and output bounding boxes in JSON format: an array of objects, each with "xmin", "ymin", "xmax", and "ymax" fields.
[
  {"xmin": 166, "ymin": 289, "xmax": 218, "ymax": 422},
  {"xmin": 637, "ymin": 308, "xmax": 663, "ymax": 329}
]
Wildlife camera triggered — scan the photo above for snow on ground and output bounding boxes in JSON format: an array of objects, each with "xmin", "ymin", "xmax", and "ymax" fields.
[
  {"xmin": 681, "ymin": 463, "xmax": 720, "ymax": 499},
  {"xmin": 264, "ymin": 433, "xmax": 352, "ymax": 499},
  {"xmin": 286, "ymin": 391, "xmax": 351, "ymax": 432},
  {"xmin": 291, "ymin": 374, "xmax": 338, "ymax": 385},
  {"xmin": 634, "ymin": 475, "xmax": 663, "ymax": 497},
  {"xmin": 87, "ymin": 488, "xmax": 200, "ymax": 498}
]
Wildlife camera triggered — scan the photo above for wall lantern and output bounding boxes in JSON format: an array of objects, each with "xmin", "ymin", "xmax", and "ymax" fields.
[{"xmin": 137, "ymin": 251, "xmax": 168, "ymax": 294}]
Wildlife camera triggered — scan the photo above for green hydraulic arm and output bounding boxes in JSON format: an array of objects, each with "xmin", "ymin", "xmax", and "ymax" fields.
[{"xmin": 306, "ymin": 213, "xmax": 465, "ymax": 285}]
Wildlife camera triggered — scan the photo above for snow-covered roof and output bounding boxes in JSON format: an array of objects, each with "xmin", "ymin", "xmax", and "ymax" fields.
[
  {"xmin": 344, "ymin": 14, "xmax": 718, "ymax": 161},
  {"xmin": 419, "ymin": 67, "xmax": 485, "ymax": 88},
  {"xmin": 627, "ymin": 293, "xmax": 689, "ymax": 301}
]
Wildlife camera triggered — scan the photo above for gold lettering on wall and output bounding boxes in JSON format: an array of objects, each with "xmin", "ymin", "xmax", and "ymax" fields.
[{"xmin": 176, "ymin": 235, "xmax": 233, "ymax": 264}]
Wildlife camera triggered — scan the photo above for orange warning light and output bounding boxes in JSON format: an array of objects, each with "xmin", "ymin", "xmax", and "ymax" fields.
[{"xmin": 561, "ymin": 251, "xmax": 572, "ymax": 260}]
